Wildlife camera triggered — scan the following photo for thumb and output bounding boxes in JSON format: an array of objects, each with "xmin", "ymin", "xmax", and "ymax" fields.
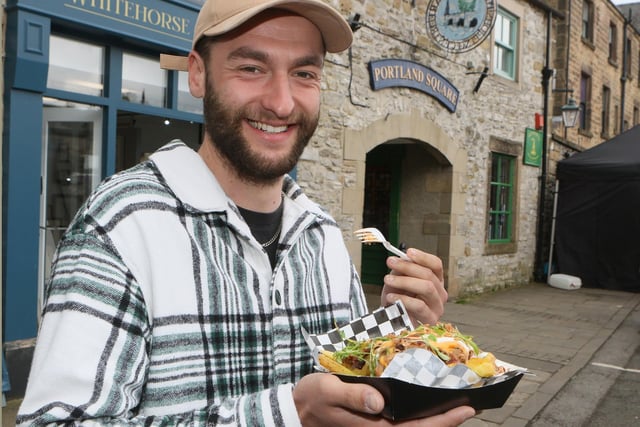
[{"xmin": 341, "ymin": 384, "xmax": 385, "ymax": 415}]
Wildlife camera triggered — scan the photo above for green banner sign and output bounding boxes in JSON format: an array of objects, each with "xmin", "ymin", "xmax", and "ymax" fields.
[{"xmin": 523, "ymin": 128, "xmax": 542, "ymax": 167}]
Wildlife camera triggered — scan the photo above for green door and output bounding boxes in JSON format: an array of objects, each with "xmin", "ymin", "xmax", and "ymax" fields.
[{"xmin": 361, "ymin": 144, "xmax": 405, "ymax": 285}]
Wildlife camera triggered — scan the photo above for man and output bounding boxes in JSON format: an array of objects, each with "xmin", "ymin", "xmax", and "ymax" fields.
[{"xmin": 17, "ymin": 0, "xmax": 475, "ymax": 425}]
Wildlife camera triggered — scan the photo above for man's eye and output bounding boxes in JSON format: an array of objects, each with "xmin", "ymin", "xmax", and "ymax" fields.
[
  {"xmin": 295, "ymin": 71, "xmax": 319, "ymax": 80},
  {"xmin": 240, "ymin": 66, "xmax": 261, "ymax": 73}
]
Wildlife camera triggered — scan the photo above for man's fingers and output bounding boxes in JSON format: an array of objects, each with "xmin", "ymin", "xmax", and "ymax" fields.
[
  {"xmin": 406, "ymin": 248, "xmax": 444, "ymax": 280},
  {"xmin": 297, "ymin": 373, "xmax": 385, "ymax": 415},
  {"xmin": 333, "ymin": 380, "xmax": 384, "ymax": 415}
]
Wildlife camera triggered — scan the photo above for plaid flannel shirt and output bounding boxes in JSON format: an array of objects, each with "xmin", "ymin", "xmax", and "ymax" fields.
[{"xmin": 17, "ymin": 141, "xmax": 368, "ymax": 426}]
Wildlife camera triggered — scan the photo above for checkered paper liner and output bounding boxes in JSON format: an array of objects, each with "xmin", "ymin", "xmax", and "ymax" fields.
[
  {"xmin": 302, "ymin": 300, "xmax": 413, "ymax": 353},
  {"xmin": 303, "ymin": 300, "xmax": 526, "ymax": 389}
]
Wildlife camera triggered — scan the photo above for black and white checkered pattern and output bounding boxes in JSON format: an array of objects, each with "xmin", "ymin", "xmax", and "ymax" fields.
[
  {"xmin": 303, "ymin": 300, "xmax": 413, "ymax": 353},
  {"xmin": 381, "ymin": 349, "xmax": 482, "ymax": 388}
]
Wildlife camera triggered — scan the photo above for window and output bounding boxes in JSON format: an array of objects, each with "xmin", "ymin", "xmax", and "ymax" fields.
[
  {"xmin": 601, "ymin": 86, "xmax": 611, "ymax": 137},
  {"xmin": 609, "ymin": 22, "xmax": 618, "ymax": 63},
  {"xmin": 614, "ymin": 105, "xmax": 619, "ymax": 134},
  {"xmin": 580, "ymin": 73, "xmax": 592, "ymax": 132},
  {"xmin": 493, "ymin": 8, "xmax": 518, "ymax": 80},
  {"xmin": 121, "ymin": 52, "xmax": 167, "ymax": 107},
  {"xmin": 624, "ymin": 38, "xmax": 632, "ymax": 77},
  {"xmin": 177, "ymin": 71, "xmax": 202, "ymax": 114},
  {"xmin": 582, "ymin": 0, "xmax": 594, "ymax": 43},
  {"xmin": 47, "ymin": 35, "xmax": 104, "ymax": 96},
  {"xmin": 638, "ymin": 50, "xmax": 640, "ymax": 85},
  {"xmin": 488, "ymin": 153, "xmax": 515, "ymax": 243},
  {"xmin": 634, "ymin": 105, "xmax": 639, "ymax": 126}
]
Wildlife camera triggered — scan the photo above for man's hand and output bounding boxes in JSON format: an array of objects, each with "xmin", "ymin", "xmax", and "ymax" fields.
[
  {"xmin": 293, "ymin": 373, "xmax": 475, "ymax": 426},
  {"xmin": 381, "ymin": 248, "xmax": 448, "ymax": 325}
]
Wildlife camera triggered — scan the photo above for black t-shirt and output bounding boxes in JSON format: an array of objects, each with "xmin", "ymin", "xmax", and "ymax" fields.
[{"xmin": 237, "ymin": 201, "xmax": 283, "ymax": 269}]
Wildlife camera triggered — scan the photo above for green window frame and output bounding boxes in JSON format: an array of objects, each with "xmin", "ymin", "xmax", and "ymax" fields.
[
  {"xmin": 493, "ymin": 8, "xmax": 518, "ymax": 80},
  {"xmin": 488, "ymin": 153, "xmax": 515, "ymax": 243}
]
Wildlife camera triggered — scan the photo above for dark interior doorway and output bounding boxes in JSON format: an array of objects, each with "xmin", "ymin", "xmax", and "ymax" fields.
[{"xmin": 361, "ymin": 144, "xmax": 405, "ymax": 285}]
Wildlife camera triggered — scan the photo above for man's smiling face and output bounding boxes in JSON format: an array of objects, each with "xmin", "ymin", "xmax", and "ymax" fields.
[{"xmin": 201, "ymin": 10, "xmax": 325, "ymax": 184}]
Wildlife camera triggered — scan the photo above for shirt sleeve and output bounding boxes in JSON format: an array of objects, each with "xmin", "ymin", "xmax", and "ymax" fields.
[
  {"xmin": 349, "ymin": 262, "xmax": 370, "ymax": 319},
  {"xmin": 16, "ymin": 229, "xmax": 302, "ymax": 427}
]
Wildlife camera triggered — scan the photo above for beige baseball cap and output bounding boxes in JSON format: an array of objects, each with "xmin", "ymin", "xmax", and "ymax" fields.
[{"xmin": 160, "ymin": 0, "xmax": 353, "ymax": 71}]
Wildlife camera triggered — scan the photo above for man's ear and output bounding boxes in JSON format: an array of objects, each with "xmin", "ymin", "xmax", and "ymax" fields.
[{"xmin": 188, "ymin": 51, "xmax": 206, "ymax": 98}]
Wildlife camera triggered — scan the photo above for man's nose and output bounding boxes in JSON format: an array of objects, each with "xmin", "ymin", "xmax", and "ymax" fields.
[{"xmin": 261, "ymin": 73, "xmax": 295, "ymax": 118}]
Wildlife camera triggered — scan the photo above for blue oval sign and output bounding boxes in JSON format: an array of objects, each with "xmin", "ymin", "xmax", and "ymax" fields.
[{"xmin": 368, "ymin": 59, "xmax": 459, "ymax": 113}]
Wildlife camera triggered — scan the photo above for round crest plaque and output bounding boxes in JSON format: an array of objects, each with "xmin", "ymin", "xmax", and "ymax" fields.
[{"xmin": 425, "ymin": 0, "xmax": 497, "ymax": 53}]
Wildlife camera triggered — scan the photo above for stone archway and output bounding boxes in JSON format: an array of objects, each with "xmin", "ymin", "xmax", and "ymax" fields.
[{"xmin": 342, "ymin": 110, "xmax": 467, "ymax": 296}]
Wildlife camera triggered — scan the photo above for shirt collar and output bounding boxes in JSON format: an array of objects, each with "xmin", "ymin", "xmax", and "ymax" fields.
[
  {"xmin": 150, "ymin": 140, "xmax": 228, "ymax": 212},
  {"xmin": 150, "ymin": 140, "xmax": 332, "ymax": 222}
]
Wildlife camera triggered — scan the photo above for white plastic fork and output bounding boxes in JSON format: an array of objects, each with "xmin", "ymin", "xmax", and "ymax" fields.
[{"xmin": 354, "ymin": 227, "xmax": 411, "ymax": 261}]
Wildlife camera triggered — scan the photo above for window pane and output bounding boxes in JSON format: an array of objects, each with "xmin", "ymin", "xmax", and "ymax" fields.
[
  {"xmin": 41, "ymin": 98, "xmax": 103, "ymax": 310},
  {"xmin": 609, "ymin": 24, "xmax": 617, "ymax": 61},
  {"xmin": 493, "ymin": 9, "xmax": 517, "ymax": 80},
  {"xmin": 501, "ymin": 18, "xmax": 512, "ymax": 43},
  {"xmin": 582, "ymin": 3, "xmax": 590, "ymax": 39},
  {"xmin": 495, "ymin": 47, "xmax": 514, "ymax": 76},
  {"xmin": 122, "ymin": 52, "xmax": 167, "ymax": 107},
  {"xmin": 580, "ymin": 74, "xmax": 591, "ymax": 130},
  {"xmin": 177, "ymin": 71, "xmax": 203, "ymax": 114},
  {"xmin": 488, "ymin": 153, "xmax": 514, "ymax": 243},
  {"xmin": 47, "ymin": 35, "xmax": 104, "ymax": 96}
]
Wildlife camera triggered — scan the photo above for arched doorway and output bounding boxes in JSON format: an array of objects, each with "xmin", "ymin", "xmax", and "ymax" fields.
[{"xmin": 343, "ymin": 111, "xmax": 467, "ymax": 296}]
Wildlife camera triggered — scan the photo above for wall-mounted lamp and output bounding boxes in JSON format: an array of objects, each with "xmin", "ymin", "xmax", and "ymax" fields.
[
  {"xmin": 553, "ymin": 88, "xmax": 580, "ymax": 128},
  {"xmin": 560, "ymin": 97, "xmax": 580, "ymax": 128}
]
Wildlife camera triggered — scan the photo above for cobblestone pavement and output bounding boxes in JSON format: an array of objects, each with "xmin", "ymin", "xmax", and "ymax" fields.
[{"xmin": 440, "ymin": 282, "xmax": 640, "ymax": 427}]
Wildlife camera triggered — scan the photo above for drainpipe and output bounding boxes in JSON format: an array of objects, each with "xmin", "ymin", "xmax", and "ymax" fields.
[
  {"xmin": 534, "ymin": 10, "xmax": 555, "ymax": 281},
  {"xmin": 621, "ymin": 10, "xmax": 631, "ymax": 132},
  {"xmin": 533, "ymin": 2, "xmax": 565, "ymax": 282}
]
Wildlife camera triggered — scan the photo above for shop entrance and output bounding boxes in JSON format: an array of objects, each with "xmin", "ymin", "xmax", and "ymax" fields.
[
  {"xmin": 39, "ymin": 104, "xmax": 202, "ymax": 315},
  {"xmin": 116, "ymin": 112, "xmax": 201, "ymax": 171},
  {"xmin": 39, "ymin": 103, "xmax": 103, "ymax": 315}
]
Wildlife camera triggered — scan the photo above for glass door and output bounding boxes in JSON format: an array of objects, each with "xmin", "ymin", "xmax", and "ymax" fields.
[{"xmin": 39, "ymin": 102, "xmax": 103, "ymax": 315}]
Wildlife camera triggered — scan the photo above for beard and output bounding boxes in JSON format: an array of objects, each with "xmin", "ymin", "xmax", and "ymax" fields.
[{"xmin": 202, "ymin": 76, "xmax": 319, "ymax": 185}]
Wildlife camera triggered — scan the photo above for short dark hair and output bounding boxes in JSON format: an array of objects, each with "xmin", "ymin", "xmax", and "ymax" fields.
[{"xmin": 194, "ymin": 36, "xmax": 217, "ymax": 65}]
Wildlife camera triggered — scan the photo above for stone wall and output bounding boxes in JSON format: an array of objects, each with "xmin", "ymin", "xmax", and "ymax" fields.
[
  {"xmin": 552, "ymin": 0, "xmax": 640, "ymax": 154},
  {"xmin": 296, "ymin": 0, "xmax": 549, "ymax": 295}
]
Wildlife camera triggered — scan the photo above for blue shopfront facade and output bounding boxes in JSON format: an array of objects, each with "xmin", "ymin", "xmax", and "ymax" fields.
[{"xmin": 3, "ymin": 0, "xmax": 204, "ymax": 350}]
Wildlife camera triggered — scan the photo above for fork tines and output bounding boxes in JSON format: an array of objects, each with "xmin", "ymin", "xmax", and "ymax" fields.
[{"xmin": 354, "ymin": 229, "xmax": 379, "ymax": 243}]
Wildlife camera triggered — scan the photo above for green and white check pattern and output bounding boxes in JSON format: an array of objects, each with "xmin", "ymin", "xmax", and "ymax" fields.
[{"xmin": 18, "ymin": 141, "xmax": 368, "ymax": 426}]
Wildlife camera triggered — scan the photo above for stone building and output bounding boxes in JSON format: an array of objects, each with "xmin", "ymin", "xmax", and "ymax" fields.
[
  {"xmin": 305, "ymin": 0, "xmax": 550, "ymax": 296},
  {"xmin": 539, "ymin": 0, "xmax": 640, "ymax": 278}
]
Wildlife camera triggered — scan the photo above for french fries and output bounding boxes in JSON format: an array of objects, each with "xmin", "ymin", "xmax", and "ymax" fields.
[
  {"xmin": 318, "ymin": 323, "xmax": 504, "ymax": 378},
  {"xmin": 319, "ymin": 350, "xmax": 369, "ymax": 376}
]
